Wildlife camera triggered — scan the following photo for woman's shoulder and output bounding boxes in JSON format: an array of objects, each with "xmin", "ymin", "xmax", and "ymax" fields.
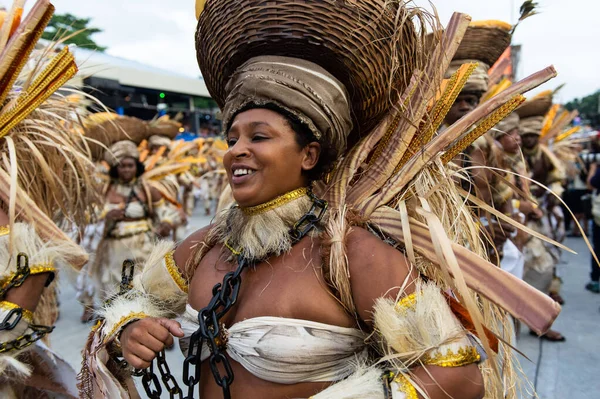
[
  {"xmin": 345, "ymin": 226, "xmax": 398, "ymax": 261},
  {"xmin": 345, "ymin": 225, "xmax": 414, "ymax": 323},
  {"xmin": 173, "ymin": 225, "xmax": 214, "ymax": 269}
]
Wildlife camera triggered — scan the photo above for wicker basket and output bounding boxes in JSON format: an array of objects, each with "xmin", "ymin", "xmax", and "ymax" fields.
[
  {"xmin": 454, "ymin": 25, "xmax": 511, "ymax": 66},
  {"xmin": 516, "ymin": 96, "xmax": 553, "ymax": 119},
  {"xmin": 148, "ymin": 120, "xmax": 181, "ymax": 139},
  {"xmin": 85, "ymin": 116, "xmax": 149, "ymax": 159},
  {"xmin": 196, "ymin": 0, "xmax": 419, "ymax": 134}
]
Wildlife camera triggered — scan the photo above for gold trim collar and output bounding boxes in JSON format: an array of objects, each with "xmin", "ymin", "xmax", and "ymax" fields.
[{"xmin": 240, "ymin": 187, "xmax": 309, "ymax": 216}]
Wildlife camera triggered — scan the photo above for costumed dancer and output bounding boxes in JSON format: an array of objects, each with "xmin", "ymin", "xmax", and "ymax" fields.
[
  {"xmin": 442, "ymin": 20, "xmax": 517, "ymax": 265},
  {"xmin": 0, "ymin": 0, "xmax": 103, "ymax": 396},
  {"xmin": 79, "ymin": 141, "xmax": 177, "ymax": 321},
  {"xmin": 80, "ymin": 1, "xmax": 562, "ymax": 398},
  {"xmin": 517, "ymin": 93, "xmax": 567, "ymax": 342},
  {"xmin": 492, "ymin": 112, "xmax": 543, "ymax": 279}
]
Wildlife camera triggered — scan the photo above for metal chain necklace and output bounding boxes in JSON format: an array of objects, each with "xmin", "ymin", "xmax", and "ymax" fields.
[{"xmin": 137, "ymin": 191, "xmax": 327, "ymax": 399}]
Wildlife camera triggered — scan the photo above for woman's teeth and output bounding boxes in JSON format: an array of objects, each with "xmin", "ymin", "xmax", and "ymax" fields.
[{"xmin": 233, "ymin": 169, "xmax": 255, "ymax": 176}]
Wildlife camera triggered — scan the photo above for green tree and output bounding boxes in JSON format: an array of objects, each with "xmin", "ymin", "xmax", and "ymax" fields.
[
  {"xmin": 42, "ymin": 13, "xmax": 107, "ymax": 52},
  {"xmin": 565, "ymin": 90, "xmax": 600, "ymax": 128}
]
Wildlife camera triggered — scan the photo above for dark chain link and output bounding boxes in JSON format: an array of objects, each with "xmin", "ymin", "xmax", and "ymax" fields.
[
  {"xmin": 138, "ymin": 192, "xmax": 328, "ymax": 399},
  {"xmin": 0, "ymin": 323, "xmax": 55, "ymax": 353},
  {"xmin": 0, "ymin": 252, "xmax": 54, "ymax": 354},
  {"xmin": 0, "ymin": 253, "xmax": 31, "ymax": 299}
]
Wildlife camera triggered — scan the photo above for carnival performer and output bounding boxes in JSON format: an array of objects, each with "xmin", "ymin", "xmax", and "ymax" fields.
[
  {"xmin": 517, "ymin": 94, "xmax": 567, "ymax": 342},
  {"xmin": 0, "ymin": 0, "xmax": 103, "ymax": 396},
  {"xmin": 492, "ymin": 112, "xmax": 543, "ymax": 279},
  {"xmin": 80, "ymin": 1, "xmax": 563, "ymax": 398},
  {"xmin": 79, "ymin": 140, "xmax": 177, "ymax": 321},
  {"xmin": 442, "ymin": 20, "xmax": 517, "ymax": 264}
]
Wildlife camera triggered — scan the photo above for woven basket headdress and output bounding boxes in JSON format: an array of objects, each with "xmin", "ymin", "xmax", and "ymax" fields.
[{"xmin": 195, "ymin": 0, "xmax": 420, "ymax": 137}]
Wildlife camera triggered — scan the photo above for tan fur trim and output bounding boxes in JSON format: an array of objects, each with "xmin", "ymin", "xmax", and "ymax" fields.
[
  {"xmin": 310, "ymin": 363, "xmax": 384, "ymax": 399},
  {"xmin": 0, "ymin": 223, "xmax": 67, "ymax": 281},
  {"xmin": 210, "ymin": 193, "xmax": 317, "ymax": 261},
  {"xmin": 373, "ymin": 280, "xmax": 470, "ymax": 369}
]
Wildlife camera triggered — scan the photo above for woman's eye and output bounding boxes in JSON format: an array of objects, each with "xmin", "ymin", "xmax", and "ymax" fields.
[
  {"xmin": 227, "ymin": 138, "xmax": 237, "ymax": 147},
  {"xmin": 252, "ymin": 135, "xmax": 267, "ymax": 142}
]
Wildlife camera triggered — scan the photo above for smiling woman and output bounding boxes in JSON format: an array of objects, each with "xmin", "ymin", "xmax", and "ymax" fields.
[
  {"xmin": 81, "ymin": 1, "xmax": 562, "ymax": 399},
  {"xmin": 225, "ymin": 108, "xmax": 321, "ymax": 207}
]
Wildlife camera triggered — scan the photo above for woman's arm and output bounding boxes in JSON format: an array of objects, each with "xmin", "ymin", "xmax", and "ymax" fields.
[
  {"xmin": 347, "ymin": 227, "xmax": 485, "ymax": 399},
  {"xmin": 117, "ymin": 225, "xmax": 211, "ymax": 369},
  {"xmin": 0, "ymin": 206, "xmax": 51, "ymax": 313},
  {"xmin": 587, "ymin": 162, "xmax": 600, "ymax": 190}
]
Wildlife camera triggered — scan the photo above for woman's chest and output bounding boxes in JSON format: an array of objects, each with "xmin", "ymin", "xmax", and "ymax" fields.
[{"xmin": 187, "ymin": 238, "xmax": 353, "ymax": 328}]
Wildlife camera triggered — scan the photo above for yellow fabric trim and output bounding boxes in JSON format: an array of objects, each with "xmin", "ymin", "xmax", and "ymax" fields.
[
  {"xmin": 152, "ymin": 198, "xmax": 166, "ymax": 207},
  {"xmin": 0, "ymin": 225, "xmax": 9, "ymax": 237},
  {"xmin": 224, "ymin": 239, "xmax": 242, "ymax": 256},
  {"xmin": 422, "ymin": 346, "xmax": 481, "ymax": 368},
  {"xmin": 165, "ymin": 251, "xmax": 188, "ymax": 293},
  {"xmin": 105, "ymin": 312, "xmax": 148, "ymax": 341},
  {"xmin": 394, "ymin": 374, "xmax": 419, "ymax": 399},
  {"xmin": 0, "ymin": 301, "xmax": 33, "ymax": 323},
  {"xmin": 394, "ymin": 293, "xmax": 417, "ymax": 313},
  {"xmin": 30, "ymin": 264, "xmax": 56, "ymax": 276},
  {"xmin": 0, "ymin": 264, "xmax": 56, "ymax": 288},
  {"xmin": 241, "ymin": 187, "xmax": 308, "ymax": 216}
]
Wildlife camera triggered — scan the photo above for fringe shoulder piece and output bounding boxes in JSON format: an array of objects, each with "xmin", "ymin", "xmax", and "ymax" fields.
[
  {"xmin": 79, "ymin": 241, "xmax": 187, "ymax": 398},
  {"xmin": 318, "ymin": 12, "xmax": 560, "ymax": 399},
  {"xmin": 0, "ymin": 0, "xmax": 102, "ymax": 270}
]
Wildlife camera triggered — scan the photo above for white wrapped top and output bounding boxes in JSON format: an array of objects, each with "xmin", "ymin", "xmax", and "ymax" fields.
[{"xmin": 179, "ymin": 304, "xmax": 368, "ymax": 385}]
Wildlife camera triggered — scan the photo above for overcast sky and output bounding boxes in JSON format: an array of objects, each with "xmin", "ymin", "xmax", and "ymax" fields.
[{"xmin": 32, "ymin": 0, "xmax": 599, "ymax": 103}]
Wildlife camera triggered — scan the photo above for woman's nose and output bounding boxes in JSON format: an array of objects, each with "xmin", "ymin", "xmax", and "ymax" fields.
[{"xmin": 229, "ymin": 140, "xmax": 250, "ymax": 158}]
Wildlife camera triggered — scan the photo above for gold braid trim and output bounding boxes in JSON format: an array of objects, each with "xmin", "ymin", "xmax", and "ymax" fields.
[
  {"xmin": 0, "ymin": 225, "xmax": 9, "ymax": 237},
  {"xmin": 422, "ymin": 346, "xmax": 481, "ymax": 368},
  {"xmin": 0, "ymin": 264, "xmax": 56, "ymax": 288},
  {"xmin": 241, "ymin": 187, "xmax": 308, "ymax": 216},
  {"xmin": 394, "ymin": 374, "xmax": 419, "ymax": 399},
  {"xmin": 224, "ymin": 239, "xmax": 242, "ymax": 256},
  {"xmin": 164, "ymin": 251, "xmax": 188, "ymax": 293},
  {"xmin": 394, "ymin": 292, "xmax": 417, "ymax": 313},
  {"xmin": 0, "ymin": 300, "xmax": 34, "ymax": 323},
  {"xmin": 105, "ymin": 312, "xmax": 148, "ymax": 341},
  {"xmin": 442, "ymin": 94, "xmax": 526, "ymax": 164}
]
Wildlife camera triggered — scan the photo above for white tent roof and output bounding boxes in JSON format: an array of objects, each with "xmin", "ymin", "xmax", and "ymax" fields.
[{"xmin": 72, "ymin": 47, "xmax": 210, "ymax": 98}]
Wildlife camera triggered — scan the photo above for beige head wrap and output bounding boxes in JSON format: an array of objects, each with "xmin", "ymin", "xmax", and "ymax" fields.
[
  {"xmin": 519, "ymin": 116, "xmax": 545, "ymax": 136},
  {"xmin": 221, "ymin": 55, "xmax": 353, "ymax": 153},
  {"xmin": 491, "ymin": 112, "xmax": 520, "ymax": 139},
  {"xmin": 445, "ymin": 60, "xmax": 490, "ymax": 94},
  {"xmin": 104, "ymin": 140, "xmax": 140, "ymax": 166},
  {"xmin": 148, "ymin": 135, "xmax": 172, "ymax": 148}
]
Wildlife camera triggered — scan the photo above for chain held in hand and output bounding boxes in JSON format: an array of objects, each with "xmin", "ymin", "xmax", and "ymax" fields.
[{"xmin": 138, "ymin": 192, "xmax": 327, "ymax": 399}]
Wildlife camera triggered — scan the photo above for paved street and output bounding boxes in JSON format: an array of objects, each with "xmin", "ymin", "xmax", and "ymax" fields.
[{"xmin": 53, "ymin": 212, "xmax": 600, "ymax": 398}]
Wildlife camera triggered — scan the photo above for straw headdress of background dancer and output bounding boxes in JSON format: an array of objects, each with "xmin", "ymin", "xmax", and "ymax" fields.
[
  {"xmin": 81, "ymin": 1, "xmax": 564, "ymax": 398},
  {"xmin": 0, "ymin": 0, "xmax": 105, "ymax": 397}
]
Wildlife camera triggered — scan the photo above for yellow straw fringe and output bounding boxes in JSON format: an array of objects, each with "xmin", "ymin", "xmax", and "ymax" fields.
[
  {"xmin": 0, "ymin": 47, "xmax": 78, "ymax": 138},
  {"xmin": 393, "ymin": 63, "xmax": 478, "ymax": 175},
  {"xmin": 442, "ymin": 94, "xmax": 526, "ymax": 164}
]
